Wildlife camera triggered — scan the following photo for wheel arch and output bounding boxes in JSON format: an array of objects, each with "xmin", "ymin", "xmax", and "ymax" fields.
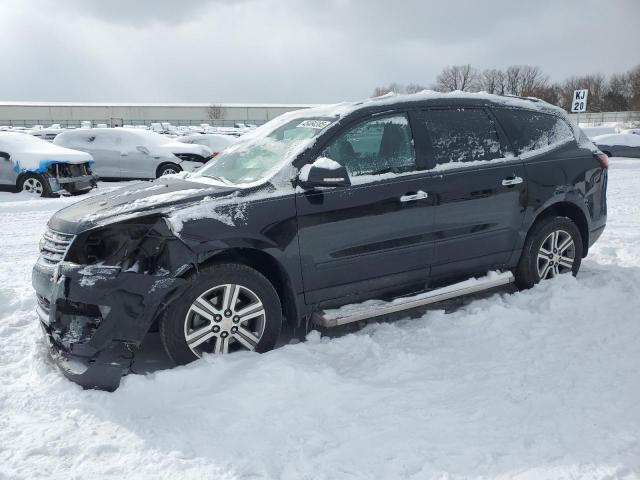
[
  {"xmin": 528, "ymin": 201, "xmax": 590, "ymax": 257},
  {"xmin": 192, "ymin": 247, "xmax": 301, "ymax": 330},
  {"xmin": 155, "ymin": 161, "xmax": 182, "ymax": 178}
]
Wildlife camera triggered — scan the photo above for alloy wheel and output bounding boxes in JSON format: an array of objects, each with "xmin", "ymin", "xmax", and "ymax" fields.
[
  {"xmin": 162, "ymin": 167, "xmax": 179, "ymax": 176},
  {"xmin": 183, "ymin": 283, "xmax": 266, "ymax": 356},
  {"xmin": 536, "ymin": 229, "xmax": 576, "ymax": 280},
  {"xmin": 23, "ymin": 177, "xmax": 44, "ymax": 195}
]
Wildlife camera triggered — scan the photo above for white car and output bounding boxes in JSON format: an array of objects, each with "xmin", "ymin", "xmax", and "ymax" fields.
[
  {"xmin": 0, "ymin": 132, "xmax": 96, "ymax": 197},
  {"xmin": 31, "ymin": 127, "xmax": 66, "ymax": 142},
  {"xmin": 177, "ymin": 133, "xmax": 236, "ymax": 157},
  {"xmin": 53, "ymin": 128, "xmax": 213, "ymax": 179}
]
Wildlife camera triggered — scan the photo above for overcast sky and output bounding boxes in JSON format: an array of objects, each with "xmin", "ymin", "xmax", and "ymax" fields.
[{"xmin": 1, "ymin": 0, "xmax": 638, "ymax": 104}]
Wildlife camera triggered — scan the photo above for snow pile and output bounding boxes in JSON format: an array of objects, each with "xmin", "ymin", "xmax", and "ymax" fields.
[{"xmin": 0, "ymin": 162, "xmax": 640, "ymax": 479}]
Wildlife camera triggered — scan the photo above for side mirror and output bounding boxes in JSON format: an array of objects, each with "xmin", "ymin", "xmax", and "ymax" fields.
[
  {"xmin": 136, "ymin": 145, "xmax": 150, "ymax": 155},
  {"xmin": 298, "ymin": 158, "xmax": 351, "ymax": 189},
  {"xmin": 0, "ymin": 151, "xmax": 9, "ymax": 161}
]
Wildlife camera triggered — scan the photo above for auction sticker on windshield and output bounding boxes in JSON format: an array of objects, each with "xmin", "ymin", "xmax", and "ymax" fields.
[{"xmin": 297, "ymin": 120, "xmax": 331, "ymax": 129}]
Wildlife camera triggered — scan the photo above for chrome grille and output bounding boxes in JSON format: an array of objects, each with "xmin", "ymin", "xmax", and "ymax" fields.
[{"xmin": 39, "ymin": 228, "xmax": 75, "ymax": 266}]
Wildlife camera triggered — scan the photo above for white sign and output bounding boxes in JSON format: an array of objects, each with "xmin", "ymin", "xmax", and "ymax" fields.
[{"xmin": 571, "ymin": 89, "xmax": 588, "ymax": 113}]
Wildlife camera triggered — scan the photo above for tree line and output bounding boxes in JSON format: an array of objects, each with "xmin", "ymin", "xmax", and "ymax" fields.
[{"xmin": 372, "ymin": 64, "xmax": 640, "ymax": 112}]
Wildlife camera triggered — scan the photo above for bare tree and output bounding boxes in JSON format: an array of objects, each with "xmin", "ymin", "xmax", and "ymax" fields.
[
  {"xmin": 603, "ymin": 72, "xmax": 631, "ymax": 111},
  {"xmin": 628, "ymin": 65, "xmax": 640, "ymax": 110},
  {"xmin": 206, "ymin": 104, "xmax": 226, "ymax": 121},
  {"xmin": 561, "ymin": 74, "xmax": 606, "ymax": 112},
  {"xmin": 435, "ymin": 65, "xmax": 478, "ymax": 92},
  {"xmin": 369, "ymin": 63, "xmax": 640, "ymax": 113},
  {"xmin": 479, "ymin": 69, "xmax": 505, "ymax": 94},
  {"xmin": 503, "ymin": 65, "xmax": 549, "ymax": 97},
  {"xmin": 371, "ymin": 82, "xmax": 405, "ymax": 97},
  {"xmin": 529, "ymin": 83, "xmax": 563, "ymax": 106},
  {"xmin": 405, "ymin": 83, "xmax": 427, "ymax": 94}
]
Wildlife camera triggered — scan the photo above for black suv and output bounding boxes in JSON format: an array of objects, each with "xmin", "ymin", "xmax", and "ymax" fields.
[{"xmin": 32, "ymin": 92, "xmax": 608, "ymax": 390}]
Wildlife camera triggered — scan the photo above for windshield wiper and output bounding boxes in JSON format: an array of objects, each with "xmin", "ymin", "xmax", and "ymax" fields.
[{"xmin": 205, "ymin": 175, "xmax": 233, "ymax": 186}]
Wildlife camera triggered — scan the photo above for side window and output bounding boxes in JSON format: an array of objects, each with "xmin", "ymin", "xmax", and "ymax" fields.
[
  {"xmin": 493, "ymin": 108, "xmax": 574, "ymax": 155},
  {"xmin": 422, "ymin": 109, "xmax": 504, "ymax": 166},
  {"xmin": 322, "ymin": 114, "xmax": 415, "ymax": 178}
]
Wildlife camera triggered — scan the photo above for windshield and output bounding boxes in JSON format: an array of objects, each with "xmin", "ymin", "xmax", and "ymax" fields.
[{"xmin": 194, "ymin": 117, "xmax": 334, "ymax": 185}]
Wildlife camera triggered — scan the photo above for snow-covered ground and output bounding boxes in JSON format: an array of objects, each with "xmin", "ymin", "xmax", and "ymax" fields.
[{"xmin": 1, "ymin": 162, "xmax": 639, "ymax": 479}]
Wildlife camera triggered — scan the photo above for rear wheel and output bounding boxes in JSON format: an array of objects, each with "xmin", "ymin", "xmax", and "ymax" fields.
[
  {"xmin": 156, "ymin": 163, "xmax": 181, "ymax": 178},
  {"xmin": 514, "ymin": 216, "xmax": 583, "ymax": 289},
  {"xmin": 19, "ymin": 173, "xmax": 52, "ymax": 197},
  {"xmin": 159, "ymin": 263, "xmax": 282, "ymax": 364}
]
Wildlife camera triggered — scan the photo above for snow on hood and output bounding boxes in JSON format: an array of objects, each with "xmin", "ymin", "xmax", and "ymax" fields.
[
  {"xmin": 0, "ymin": 131, "xmax": 93, "ymax": 173},
  {"xmin": 47, "ymin": 176, "xmax": 235, "ymax": 234},
  {"xmin": 593, "ymin": 133, "xmax": 640, "ymax": 147}
]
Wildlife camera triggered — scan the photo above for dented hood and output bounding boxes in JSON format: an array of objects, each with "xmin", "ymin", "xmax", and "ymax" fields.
[{"xmin": 48, "ymin": 176, "xmax": 238, "ymax": 234}]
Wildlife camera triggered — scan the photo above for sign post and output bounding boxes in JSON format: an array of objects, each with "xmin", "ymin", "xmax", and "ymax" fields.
[{"xmin": 571, "ymin": 89, "xmax": 588, "ymax": 125}]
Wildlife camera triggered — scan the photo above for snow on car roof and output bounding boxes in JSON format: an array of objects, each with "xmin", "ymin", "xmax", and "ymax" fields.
[
  {"xmin": 0, "ymin": 131, "xmax": 92, "ymax": 170},
  {"xmin": 281, "ymin": 90, "xmax": 568, "ymax": 123},
  {"xmin": 0, "ymin": 131, "xmax": 87, "ymax": 154}
]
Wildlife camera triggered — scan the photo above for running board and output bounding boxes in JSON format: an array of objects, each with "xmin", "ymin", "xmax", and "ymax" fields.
[{"xmin": 312, "ymin": 271, "xmax": 514, "ymax": 328}]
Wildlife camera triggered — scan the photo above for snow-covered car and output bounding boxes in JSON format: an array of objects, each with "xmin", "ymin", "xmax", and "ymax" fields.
[
  {"xmin": 177, "ymin": 133, "xmax": 236, "ymax": 157},
  {"xmin": 53, "ymin": 128, "xmax": 214, "ymax": 179},
  {"xmin": 30, "ymin": 127, "xmax": 65, "ymax": 142},
  {"xmin": 593, "ymin": 133, "xmax": 640, "ymax": 158},
  {"xmin": 0, "ymin": 132, "xmax": 96, "ymax": 197},
  {"xmin": 580, "ymin": 126, "xmax": 617, "ymax": 139},
  {"xmin": 621, "ymin": 128, "xmax": 640, "ymax": 135}
]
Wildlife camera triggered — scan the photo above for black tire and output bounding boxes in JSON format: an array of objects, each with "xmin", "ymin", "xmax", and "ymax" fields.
[
  {"xmin": 514, "ymin": 216, "xmax": 583, "ymax": 289},
  {"xmin": 156, "ymin": 163, "xmax": 181, "ymax": 178},
  {"xmin": 159, "ymin": 263, "xmax": 282, "ymax": 365},
  {"xmin": 18, "ymin": 173, "xmax": 53, "ymax": 197}
]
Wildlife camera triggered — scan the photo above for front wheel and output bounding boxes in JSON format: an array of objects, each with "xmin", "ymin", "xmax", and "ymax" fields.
[
  {"xmin": 159, "ymin": 263, "xmax": 282, "ymax": 365},
  {"xmin": 19, "ymin": 173, "xmax": 52, "ymax": 197},
  {"xmin": 514, "ymin": 216, "xmax": 583, "ymax": 289}
]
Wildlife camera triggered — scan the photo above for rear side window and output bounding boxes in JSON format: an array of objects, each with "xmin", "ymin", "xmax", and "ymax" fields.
[
  {"xmin": 493, "ymin": 108, "xmax": 574, "ymax": 155},
  {"xmin": 421, "ymin": 109, "xmax": 504, "ymax": 166}
]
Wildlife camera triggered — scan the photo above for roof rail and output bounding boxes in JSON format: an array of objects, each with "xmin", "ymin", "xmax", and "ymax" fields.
[{"xmin": 503, "ymin": 94, "xmax": 541, "ymax": 103}]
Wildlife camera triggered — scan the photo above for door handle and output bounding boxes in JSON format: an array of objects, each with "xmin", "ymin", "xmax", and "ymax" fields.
[
  {"xmin": 502, "ymin": 176, "xmax": 523, "ymax": 186},
  {"xmin": 400, "ymin": 190, "xmax": 429, "ymax": 202}
]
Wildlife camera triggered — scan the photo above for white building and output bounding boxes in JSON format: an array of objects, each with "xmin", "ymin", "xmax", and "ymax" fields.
[{"xmin": 0, "ymin": 102, "xmax": 317, "ymax": 128}]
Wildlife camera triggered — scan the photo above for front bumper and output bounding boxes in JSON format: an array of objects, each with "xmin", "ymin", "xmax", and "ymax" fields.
[
  {"xmin": 48, "ymin": 174, "xmax": 98, "ymax": 194},
  {"xmin": 32, "ymin": 259, "xmax": 188, "ymax": 390}
]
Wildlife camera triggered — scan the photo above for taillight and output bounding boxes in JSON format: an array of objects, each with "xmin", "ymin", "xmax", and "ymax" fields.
[
  {"xmin": 211, "ymin": 152, "xmax": 219, "ymax": 158},
  {"xmin": 594, "ymin": 152, "xmax": 609, "ymax": 169}
]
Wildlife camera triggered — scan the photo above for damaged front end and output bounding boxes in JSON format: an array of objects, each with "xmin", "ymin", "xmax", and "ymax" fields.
[
  {"xmin": 45, "ymin": 162, "xmax": 97, "ymax": 195},
  {"xmin": 32, "ymin": 216, "xmax": 195, "ymax": 390}
]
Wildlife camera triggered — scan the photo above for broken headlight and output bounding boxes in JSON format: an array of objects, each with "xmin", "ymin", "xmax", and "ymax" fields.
[{"xmin": 66, "ymin": 218, "xmax": 160, "ymax": 266}]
